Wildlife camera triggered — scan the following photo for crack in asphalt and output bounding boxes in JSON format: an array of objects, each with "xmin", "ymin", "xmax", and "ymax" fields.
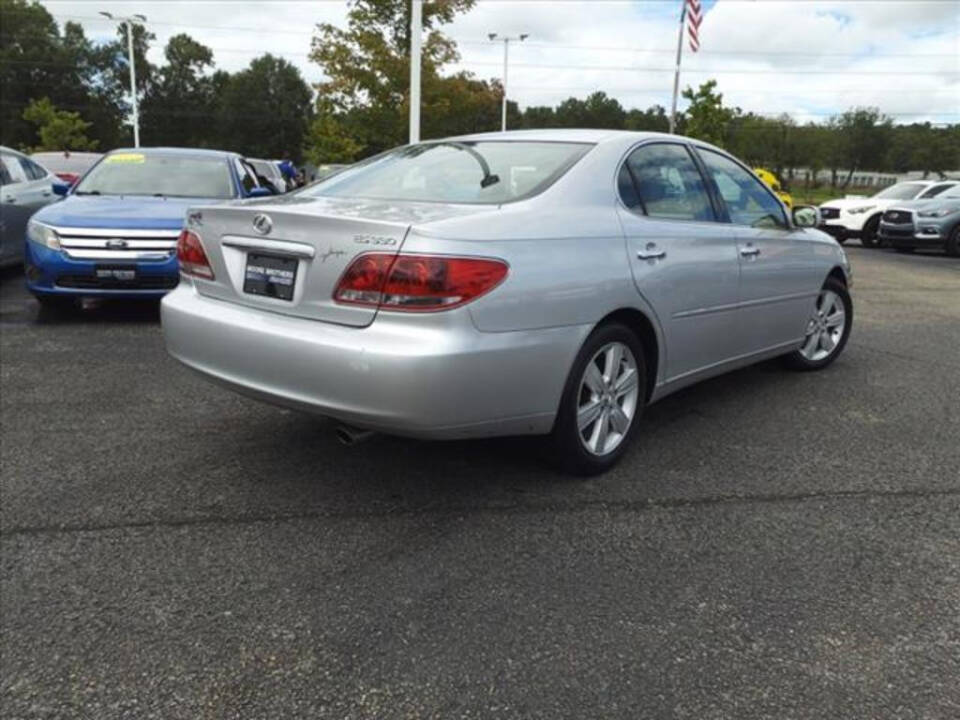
[{"xmin": 3, "ymin": 486, "xmax": 958, "ymax": 539}]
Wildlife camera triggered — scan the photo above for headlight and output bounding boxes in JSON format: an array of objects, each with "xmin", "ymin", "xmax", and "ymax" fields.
[
  {"xmin": 847, "ymin": 206, "xmax": 875, "ymax": 214},
  {"xmin": 27, "ymin": 220, "xmax": 60, "ymax": 250},
  {"xmin": 917, "ymin": 207, "xmax": 956, "ymax": 218}
]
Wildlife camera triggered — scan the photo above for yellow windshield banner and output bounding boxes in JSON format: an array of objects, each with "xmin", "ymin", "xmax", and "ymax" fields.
[{"xmin": 106, "ymin": 153, "xmax": 146, "ymax": 164}]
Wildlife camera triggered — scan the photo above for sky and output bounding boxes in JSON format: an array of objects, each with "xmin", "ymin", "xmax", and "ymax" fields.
[{"xmin": 40, "ymin": 0, "xmax": 960, "ymax": 125}]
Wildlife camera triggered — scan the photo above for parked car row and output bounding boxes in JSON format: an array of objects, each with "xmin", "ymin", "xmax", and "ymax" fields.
[
  {"xmin": 5, "ymin": 132, "xmax": 855, "ymax": 474},
  {"xmin": 817, "ymin": 179, "xmax": 960, "ymax": 255}
]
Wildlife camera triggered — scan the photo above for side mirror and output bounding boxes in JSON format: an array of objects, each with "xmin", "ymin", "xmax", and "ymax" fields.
[
  {"xmin": 246, "ymin": 186, "xmax": 273, "ymax": 198},
  {"xmin": 52, "ymin": 181, "xmax": 70, "ymax": 196},
  {"xmin": 792, "ymin": 205, "xmax": 820, "ymax": 228}
]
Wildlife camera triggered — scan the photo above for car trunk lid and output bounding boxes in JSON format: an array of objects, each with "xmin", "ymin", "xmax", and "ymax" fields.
[{"xmin": 188, "ymin": 196, "xmax": 490, "ymax": 327}]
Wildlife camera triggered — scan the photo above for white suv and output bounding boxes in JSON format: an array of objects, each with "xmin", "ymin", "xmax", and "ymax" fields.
[{"xmin": 818, "ymin": 180, "xmax": 958, "ymax": 247}]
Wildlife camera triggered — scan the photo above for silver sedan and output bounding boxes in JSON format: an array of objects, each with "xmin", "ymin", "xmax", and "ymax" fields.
[{"xmin": 161, "ymin": 130, "xmax": 853, "ymax": 474}]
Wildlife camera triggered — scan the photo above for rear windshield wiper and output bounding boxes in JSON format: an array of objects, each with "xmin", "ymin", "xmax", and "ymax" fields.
[{"xmin": 439, "ymin": 142, "xmax": 501, "ymax": 189}]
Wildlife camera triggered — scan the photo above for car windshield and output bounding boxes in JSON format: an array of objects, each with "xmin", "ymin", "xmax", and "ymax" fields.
[
  {"xmin": 305, "ymin": 141, "xmax": 593, "ymax": 204},
  {"xmin": 74, "ymin": 152, "xmax": 235, "ymax": 199},
  {"xmin": 873, "ymin": 183, "xmax": 926, "ymax": 200}
]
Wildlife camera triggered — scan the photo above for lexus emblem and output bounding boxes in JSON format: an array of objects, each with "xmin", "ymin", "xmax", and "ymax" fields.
[
  {"xmin": 252, "ymin": 213, "xmax": 273, "ymax": 235},
  {"xmin": 105, "ymin": 238, "xmax": 128, "ymax": 250}
]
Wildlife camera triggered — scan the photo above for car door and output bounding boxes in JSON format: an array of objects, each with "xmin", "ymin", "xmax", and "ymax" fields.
[
  {"xmin": 0, "ymin": 153, "xmax": 35, "ymax": 266},
  {"xmin": 616, "ymin": 141, "xmax": 742, "ymax": 382},
  {"xmin": 694, "ymin": 147, "xmax": 819, "ymax": 355}
]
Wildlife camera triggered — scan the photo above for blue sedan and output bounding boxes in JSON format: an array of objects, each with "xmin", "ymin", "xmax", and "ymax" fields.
[{"xmin": 25, "ymin": 147, "xmax": 273, "ymax": 306}]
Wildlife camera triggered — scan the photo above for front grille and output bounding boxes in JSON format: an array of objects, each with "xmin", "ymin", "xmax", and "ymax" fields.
[
  {"xmin": 882, "ymin": 210, "xmax": 912, "ymax": 225},
  {"xmin": 56, "ymin": 274, "xmax": 179, "ymax": 290},
  {"xmin": 881, "ymin": 228, "xmax": 915, "ymax": 239},
  {"xmin": 820, "ymin": 207, "xmax": 840, "ymax": 220},
  {"xmin": 54, "ymin": 227, "xmax": 180, "ymax": 262}
]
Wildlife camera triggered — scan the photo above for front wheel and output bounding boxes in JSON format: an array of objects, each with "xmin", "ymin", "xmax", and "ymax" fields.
[
  {"xmin": 548, "ymin": 323, "xmax": 646, "ymax": 476},
  {"xmin": 860, "ymin": 216, "xmax": 880, "ymax": 248},
  {"xmin": 946, "ymin": 225, "xmax": 960, "ymax": 257},
  {"xmin": 783, "ymin": 278, "xmax": 852, "ymax": 371}
]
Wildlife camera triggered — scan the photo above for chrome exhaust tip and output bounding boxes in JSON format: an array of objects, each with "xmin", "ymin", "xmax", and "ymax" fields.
[{"xmin": 335, "ymin": 424, "xmax": 376, "ymax": 446}]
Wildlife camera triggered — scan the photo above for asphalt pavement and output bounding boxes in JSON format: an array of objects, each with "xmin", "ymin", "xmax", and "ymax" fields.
[{"xmin": 2, "ymin": 246, "xmax": 958, "ymax": 719}]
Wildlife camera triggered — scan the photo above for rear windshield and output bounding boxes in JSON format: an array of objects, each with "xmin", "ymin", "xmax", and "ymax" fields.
[
  {"xmin": 873, "ymin": 183, "xmax": 926, "ymax": 200},
  {"xmin": 74, "ymin": 153, "xmax": 236, "ymax": 199},
  {"xmin": 305, "ymin": 141, "xmax": 593, "ymax": 204}
]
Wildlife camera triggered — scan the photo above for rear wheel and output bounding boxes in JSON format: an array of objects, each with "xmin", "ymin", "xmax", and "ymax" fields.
[
  {"xmin": 783, "ymin": 278, "xmax": 852, "ymax": 371},
  {"xmin": 548, "ymin": 323, "xmax": 646, "ymax": 476},
  {"xmin": 860, "ymin": 216, "xmax": 880, "ymax": 248}
]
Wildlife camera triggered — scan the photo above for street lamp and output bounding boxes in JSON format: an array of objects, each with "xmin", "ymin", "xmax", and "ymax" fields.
[
  {"xmin": 100, "ymin": 11, "xmax": 147, "ymax": 147},
  {"xmin": 488, "ymin": 32, "xmax": 528, "ymax": 132}
]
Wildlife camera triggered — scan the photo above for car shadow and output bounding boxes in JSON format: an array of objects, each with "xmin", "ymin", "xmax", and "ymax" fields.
[{"xmin": 208, "ymin": 356, "xmax": 796, "ymax": 516}]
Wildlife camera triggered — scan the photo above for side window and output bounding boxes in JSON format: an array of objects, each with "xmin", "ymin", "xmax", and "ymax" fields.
[
  {"xmin": 919, "ymin": 183, "xmax": 953, "ymax": 199},
  {"xmin": 1, "ymin": 154, "xmax": 28, "ymax": 185},
  {"xmin": 699, "ymin": 149, "xmax": 788, "ymax": 229},
  {"xmin": 621, "ymin": 143, "xmax": 715, "ymax": 222},
  {"xmin": 0, "ymin": 157, "xmax": 12, "ymax": 186},
  {"xmin": 233, "ymin": 159, "xmax": 258, "ymax": 194},
  {"xmin": 18, "ymin": 157, "xmax": 48, "ymax": 181}
]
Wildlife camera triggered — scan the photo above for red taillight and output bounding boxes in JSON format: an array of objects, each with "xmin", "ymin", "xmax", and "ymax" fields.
[
  {"xmin": 334, "ymin": 253, "xmax": 508, "ymax": 312},
  {"xmin": 176, "ymin": 229, "xmax": 214, "ymax": 280}
]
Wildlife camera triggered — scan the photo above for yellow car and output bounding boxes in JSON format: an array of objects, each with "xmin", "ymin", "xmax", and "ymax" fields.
[{"xmin": 754, "ymin": 168, "xmax": 793, "ymax": 209}]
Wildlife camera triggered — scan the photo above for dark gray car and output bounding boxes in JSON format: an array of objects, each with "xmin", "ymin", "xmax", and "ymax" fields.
[
  {"xmin": 0, "ymin": 146, "xmax": 63, "ymax": 268},
  {"xmin": 879, "ymin": 184, "xmax": 960, "ymax": 256}
]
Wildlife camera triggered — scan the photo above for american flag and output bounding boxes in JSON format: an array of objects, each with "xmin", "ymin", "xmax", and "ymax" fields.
[{"xmin": 686, "ymin": 0, "xmax": 702, "ymax": 52}]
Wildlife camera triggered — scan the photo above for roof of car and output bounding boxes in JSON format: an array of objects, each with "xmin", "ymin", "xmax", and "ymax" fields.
[
  {"xmin": 107, "ymin": 147, "xmax": 241, "ymax": 159},
  {"xmin": 440, "ymin": 128, "xmax": 689, "ymax": 145}
]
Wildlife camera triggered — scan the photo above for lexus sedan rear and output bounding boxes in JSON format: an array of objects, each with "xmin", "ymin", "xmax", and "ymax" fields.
[{"xmin": 162, "ymin": 130, "xmax": 853, "ymax": 474}]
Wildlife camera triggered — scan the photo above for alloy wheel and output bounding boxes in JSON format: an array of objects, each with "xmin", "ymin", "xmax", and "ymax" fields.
[
  {"xmin": 799, "ymin": 289, "xmax": 846, "ymax": 362},
  {"xmin": 576, "ymin": 341, "xmax": 640, "ymax": 456}
]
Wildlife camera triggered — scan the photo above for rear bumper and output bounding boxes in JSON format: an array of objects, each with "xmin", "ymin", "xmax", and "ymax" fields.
[
  {"xmin": 24, "ymin": 240, "xmax": 178, "ymax": 298},
  {"xmin": 161, "ymin": 283, "xmax": 589, "ymax": 439}
]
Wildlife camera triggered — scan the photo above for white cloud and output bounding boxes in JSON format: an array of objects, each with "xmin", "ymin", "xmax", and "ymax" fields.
[{"xmin": 40, "ymin": 0, "xmax": 960, "ymax": 124}]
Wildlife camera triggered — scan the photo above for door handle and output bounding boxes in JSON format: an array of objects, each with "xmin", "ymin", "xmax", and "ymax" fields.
[
  {"xmin": 637, "ymin": 244, "xmax": 666, "ymax": 260},
  {"xmin": 740, "ymin": 246, "xmax": 761, "ymax": 257}
]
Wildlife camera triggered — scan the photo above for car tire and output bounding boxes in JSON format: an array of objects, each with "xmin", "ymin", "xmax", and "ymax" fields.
[
  {"xmin": 547, "ymin": 322, "xmax": 647, "ymax": 476},
  {"xmin": 860, "ymin": 215, "xmax": 880, "ymax": 248},
  {"xmin": 34, "ymin": 294, "xmax": 76, "ymax": 312},
  {"xmin": 783, "ymin": 277, "xmax": 852, "ymax": 372},
  {"xmin": 946, "ymin": 225, "xmax": 960, "ymax": 257}
]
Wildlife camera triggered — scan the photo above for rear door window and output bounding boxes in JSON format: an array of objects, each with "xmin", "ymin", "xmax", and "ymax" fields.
[
  {"xmin": 697, "ymin": 149, "xmax": 788, "ymax": 229},
  {"xmin": 620, "ymin": 143, "xmax": 715, "ymax": 222},
  {"xmin": 234, "ymin": 159, "xmax": 259, "ymax": 193},
  {"xmin": 1, "ymin": 154, "xmax": 27, "ymax": 185},
  {"xmin": 919, "ymin": 183, "xmax": 955, "ymax": 199},
  {"xmin": 18, "ymin": 157, "xmax": 48, "ymax": 181}
]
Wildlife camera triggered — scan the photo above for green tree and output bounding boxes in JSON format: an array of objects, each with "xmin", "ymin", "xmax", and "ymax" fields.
[
  {"xmin": 551, "ymin": 92, "xmax": 626, "ymax": 129},
  {"xmin": 0, "ymin": 0, "xmax": 127, "ymax": 149},
  {"xmin": 625, "ymin": 105, "xmax": 671, "ymax": 133},
  {"xmin": 831, "ymin": 107, "xmax": 892, "ymax": 187},
  {"xmin": 22, "ymin": 97, "xmax": 98, "ymax": 151},
  {"xmin": 218, "ymin": 54, "xmax": 313, "ymax": 160},
  {"xmin": 310, "ymin": 0, "xmax": 499, "ymax": 156},
  {"xmin": 304, "ymin": 101, "xmax": 364, "ymax": 164},
  {"xmin": 140, "ymin": 34, "xmax": 217, "ymax": 147},
  {"xmin": 681, "ymin": 79, "xmax": 739, "ymax": 147}
]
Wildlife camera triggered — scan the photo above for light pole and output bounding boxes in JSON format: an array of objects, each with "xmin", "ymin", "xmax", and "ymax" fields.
[
  {"xmin": 100, "ymin": 11, "xmax": 147, "ymax": 147},
  {"xmin": 409, "ymin": 0, "xmax": 422, "ymax": 144},
  {"xmin": 488, "ymin": 33, "xmax": 528, "ymax": 132}
]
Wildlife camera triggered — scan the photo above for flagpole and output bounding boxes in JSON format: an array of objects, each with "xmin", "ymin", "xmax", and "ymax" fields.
[{"xmin": 669, "ymin": 1, "xmax": 686, "ymax": 135}]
